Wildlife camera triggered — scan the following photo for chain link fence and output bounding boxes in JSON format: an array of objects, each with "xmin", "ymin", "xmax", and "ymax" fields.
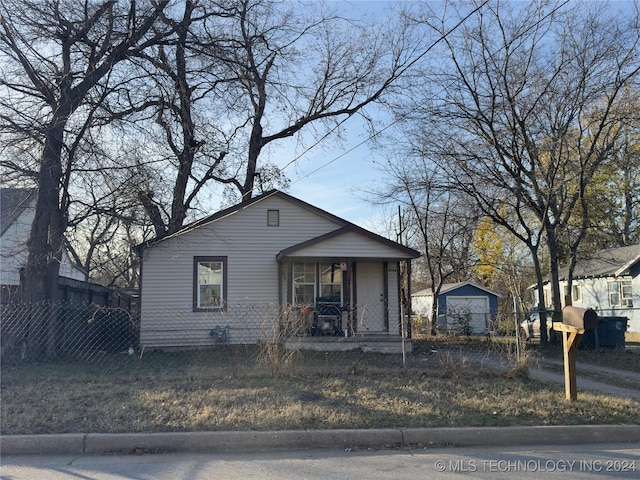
[
  {"xmin": 2, "ymin": 300, "xmax": 634, "ymax": 369},
  {"xmin": 1, "ymin": 301, "xmax": 409, "ymax": 365},
  {"xmin": 1, "ymin": 302, "xmax": 138, "ymax": 364}
]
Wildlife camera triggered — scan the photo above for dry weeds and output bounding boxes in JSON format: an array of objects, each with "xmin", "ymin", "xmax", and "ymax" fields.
[{"xmin": 2, "ymin": 342, "xmax": 639, "ymax": 435}]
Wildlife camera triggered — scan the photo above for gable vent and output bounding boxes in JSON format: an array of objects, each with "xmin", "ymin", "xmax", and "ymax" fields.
[{"xmin": 267, "ymin": 209, "xmax": 280, "ymax": 227}]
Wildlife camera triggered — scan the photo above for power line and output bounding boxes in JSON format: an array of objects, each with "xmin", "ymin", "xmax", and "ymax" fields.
[
  {"xmin": 288, "ymin": 111, "xmax": 406, "ymax": 185},
  {"xmin": 283, "ymin": 0, "xmax": 494, "ymax": 184},
  {"xmin": 278, "ymin": 115, "xmax": 352, "ymax": 174}
]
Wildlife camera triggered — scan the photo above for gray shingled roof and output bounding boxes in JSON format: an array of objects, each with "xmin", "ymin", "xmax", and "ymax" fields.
[
  {"xmin": 0, "ymin": 188, "xmax": 36, "ymax": 237},
  {"xmin": 558, "ymin": 244, "xmax": 640, "ymax": 280}
]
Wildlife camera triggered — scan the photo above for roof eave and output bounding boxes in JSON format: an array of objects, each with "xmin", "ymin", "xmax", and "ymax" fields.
[
  {"xmin": 439, "ymin": 281, "xmax": 501, "ymax": 297},
  {"xmin": 276, "ymin": 225, "xmax": 420, "ymax": 261},
  {"xmin": 614, "ymin": 252, "xmax": 640, "ymax": 277}
]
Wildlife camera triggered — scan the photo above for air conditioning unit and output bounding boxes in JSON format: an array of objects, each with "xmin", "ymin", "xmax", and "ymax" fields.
[{"xmin": 624, "ymin": 299, "xmax": 634, "ymax": 308}]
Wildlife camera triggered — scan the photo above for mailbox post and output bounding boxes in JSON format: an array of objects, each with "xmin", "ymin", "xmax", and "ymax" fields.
[{"xmin": 552, "ymin": 306, "xmax": 598, "ymax": 401}]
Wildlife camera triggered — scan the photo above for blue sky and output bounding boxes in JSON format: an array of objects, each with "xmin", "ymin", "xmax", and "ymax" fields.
[
  {"xmin": 273, "ymin": 0, "xmax": 639, "ymax": 230},
  {"xmin": 272, "ymin": 1, "xmax": 403, "ymax": 229},
  {"xmin": 278, "ymin": 110, "xmax": 389, "ymax": 229}
]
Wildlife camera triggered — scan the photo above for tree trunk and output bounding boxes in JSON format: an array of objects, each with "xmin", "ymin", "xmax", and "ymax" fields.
[
  {"xmin": 545, "ymin": 221, "xmax": 562, "ymax": 344},
  {"xmin": 531, "ymin": 248, "xmax": 548, "ymax": 346},
  {"xmin": 22, "ymin": 115, "xmax": 69, "ymax": 359},
  {"xmin": 429, "ymin": 286, "xmax": 441, "ymax": 336},
  {"xmin": 242, "ymin": 121, "xmax": 263, "ymax": 199}
]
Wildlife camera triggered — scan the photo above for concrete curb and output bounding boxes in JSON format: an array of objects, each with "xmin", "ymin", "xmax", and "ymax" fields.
[
  {"xmin": 2, "ymin": 425, "xmax": 638, "ymax": 456},
  {"xmin": 84, "ymin": 429, "xmax": 404, "ymax": 455},
  {"xmin": 401, "ymin": 425, "xmax": 640, "ymax": 447}
]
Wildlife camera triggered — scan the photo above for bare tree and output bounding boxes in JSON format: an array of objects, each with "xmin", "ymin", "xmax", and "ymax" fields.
[
  {"xmin": 65, "ymin": 171, "xmax": 151, "ymax": 289},
  {"xmin": 396, "ymin": 0, "xmax": 640, "ymax": 342},
  {"xmin": 190, "ymin": 0, "xmax": 429, "ymax": 202},
  {"xmin": 98, "ymin": 0, "xmax": 432, "ymax": 239},
  {"xmin": 99, "ymin": 1, "xmax": 233, "ymax": 238},
  {"xmin": 0, "ymin": 0, "xmax": 171, "ymax": 358},
  {"xmin": 369, "ymin": 157, "xmax": 480, "ymax": 334}
]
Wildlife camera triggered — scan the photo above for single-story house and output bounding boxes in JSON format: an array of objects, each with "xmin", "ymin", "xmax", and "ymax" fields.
[
  {"xmin": 412, "ymin": 282, "xmax": 500, "ymax": 334},
  {"xmin": 1, "ymin": 188, "xmax": 86, "ymax": 302},
  {"xmin": 137, "ymin": 189, "xmax": 420, "ymax": 349},
  {"xmin": 531, "ymin": 244, "xmax": 640, "ymax": 333}
]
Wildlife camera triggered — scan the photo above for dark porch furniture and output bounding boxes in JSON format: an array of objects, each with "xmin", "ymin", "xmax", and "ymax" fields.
[{"xmin": 311, "ymin": 296, "xmax": 343, "ymax": 336}]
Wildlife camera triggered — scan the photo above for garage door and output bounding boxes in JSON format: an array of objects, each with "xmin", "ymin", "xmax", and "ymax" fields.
[{"xmin": 445, "ymin": 297, "xmax": 489, "ymax": 334}]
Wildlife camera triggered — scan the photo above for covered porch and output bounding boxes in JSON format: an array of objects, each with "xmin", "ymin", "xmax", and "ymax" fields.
[{"xmin": 276, "ymin": 225, "xmax": 420, "ymax": 347}]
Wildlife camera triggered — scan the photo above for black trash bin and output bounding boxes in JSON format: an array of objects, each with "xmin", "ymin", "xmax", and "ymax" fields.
[{"xmin": 582, "ymin": 316, "xmax": 627, "ymax": 348}]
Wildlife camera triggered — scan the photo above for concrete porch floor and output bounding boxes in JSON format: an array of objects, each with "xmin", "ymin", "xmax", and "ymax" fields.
[{"xmin": 284, "ymin": 335, "xmax": 412, "ymax": 354}]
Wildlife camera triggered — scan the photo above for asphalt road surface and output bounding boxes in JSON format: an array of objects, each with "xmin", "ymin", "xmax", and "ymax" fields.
[{"xmin": 1, "ymin": 443, "xmax": 639, "ymax": 479}]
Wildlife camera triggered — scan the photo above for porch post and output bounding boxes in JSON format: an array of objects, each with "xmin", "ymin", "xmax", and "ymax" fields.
[
  {"xmin": 407, "ymin": 259, "xmax": 412, "ymax": 338},
  {"xmin": 343, "ymin": 258, "xmax": 352, "ymax": 335},
  {"xmin": 348, "ymin": 258, "xmax": 356, "ymax": 335},
  {"xmin": 383, "ymin": 261, "xmax": 389, "ymax": 332},
  {"xmin": 286, "ymin": 261, "xmax": 293, "ymax": 305},
  {"xmin": 277, "ymin": 261, "xmax": 283, "ymax": 307}
]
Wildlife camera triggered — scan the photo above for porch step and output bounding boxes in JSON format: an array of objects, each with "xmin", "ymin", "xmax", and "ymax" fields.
[{"xmin": 284, "ymin": 335, "xmax": 412, "ymax": 354}]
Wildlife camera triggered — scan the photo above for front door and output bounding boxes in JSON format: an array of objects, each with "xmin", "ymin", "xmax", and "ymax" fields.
[{"xmin": 355, "ymin": 262, "xmax": 386, "ymax": 333}]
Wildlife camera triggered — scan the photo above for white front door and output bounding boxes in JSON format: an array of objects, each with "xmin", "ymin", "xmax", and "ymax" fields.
[{"xmin": 356, "ymin": 263, "xmax": 386, "ymax": 333}]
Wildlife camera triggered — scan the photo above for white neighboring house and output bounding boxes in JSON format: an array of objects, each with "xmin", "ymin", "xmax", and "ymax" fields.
[
  {"xmin": 137, "ymin": 189, "xmax": 420, "ymax": 348},
  {"xmin": 532, "ymin": 244, "xmax": 640, "ymax": 333},
  {"xmin": 1, "ymin": 188, "xmax": 86, "ymax": 301}
]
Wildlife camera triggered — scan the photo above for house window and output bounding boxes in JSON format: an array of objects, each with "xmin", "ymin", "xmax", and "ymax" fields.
[
  {"xmin": 543, "ymin": 287, "xmax": 550, "ymax": 307},
  {"xmin": 194, "ymin": 256, "xmax": 227, "ymax": 310},
  {"xmin": 563, "ymin": 283, "xmax": 582, "ymax": 303},
  {"xmin": 622, "ymin": 280, "xmax": 633, "ymax": 307},
  {"xmin": 608, "ymin": 281, "xmax": 620, "ymax": 306},
  {"xmin": 572, "ymin": 284, "xmax": 581, "ymax": 303},
  {"xmin": 267, "ymin": 209, "xmax": 279, "ymax": 227},
  {"xmin": 608, "ymin": 279, "xmax": 633, "ymax": 307},
  {"xmin": 293, "ymin": 263, "xmax": 315, "ymax": 305},
  {"xmin": 320, "ymin": 263, "xmax": 342, "ymax": 301},
  {"xmin": 293, "ymin": 262, "xmax": 343, "ymax": 305}
]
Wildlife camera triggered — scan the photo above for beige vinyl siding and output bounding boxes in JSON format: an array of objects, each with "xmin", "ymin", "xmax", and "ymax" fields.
[
  {"xmin": 291, "ymin": 231, "xmax": 416, "ymax": 259},
  {"xmin": 140, "ymin": 303, "xmax": 282, "ymax": 346},
  {"xmin": 140, "ymin": 195, "xmax": 342, "ymax": 347}
]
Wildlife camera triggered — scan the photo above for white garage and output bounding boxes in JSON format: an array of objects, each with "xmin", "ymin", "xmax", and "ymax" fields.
[{"xmin": 444, "ymin": 296, "xmax": 490, "ymax": 334}]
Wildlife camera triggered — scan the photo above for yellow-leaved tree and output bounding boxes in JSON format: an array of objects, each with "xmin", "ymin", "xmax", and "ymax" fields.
[{"xmin": 471, "ymin": 217, "xmax": 502, "ymax": 286}]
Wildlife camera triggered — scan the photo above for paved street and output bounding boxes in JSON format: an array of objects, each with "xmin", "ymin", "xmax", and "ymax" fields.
[{"xmin": 2, "ymin": 443, "xmax": 638, "ymax": 480}]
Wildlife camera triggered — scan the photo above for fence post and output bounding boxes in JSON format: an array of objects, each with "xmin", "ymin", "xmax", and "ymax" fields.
[
  {"xmin": 514, "ymin": 297, "xmax": 521, "ymax": 362},
  {"xmin": 401, "ymin": 303, "xmax": 407, "ymax": 369}
]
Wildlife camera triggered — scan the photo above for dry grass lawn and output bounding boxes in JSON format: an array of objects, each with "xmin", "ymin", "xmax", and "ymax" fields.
[{"xmin": 2, "ymin": 341, "xmax": 639, "ymax": 435}]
